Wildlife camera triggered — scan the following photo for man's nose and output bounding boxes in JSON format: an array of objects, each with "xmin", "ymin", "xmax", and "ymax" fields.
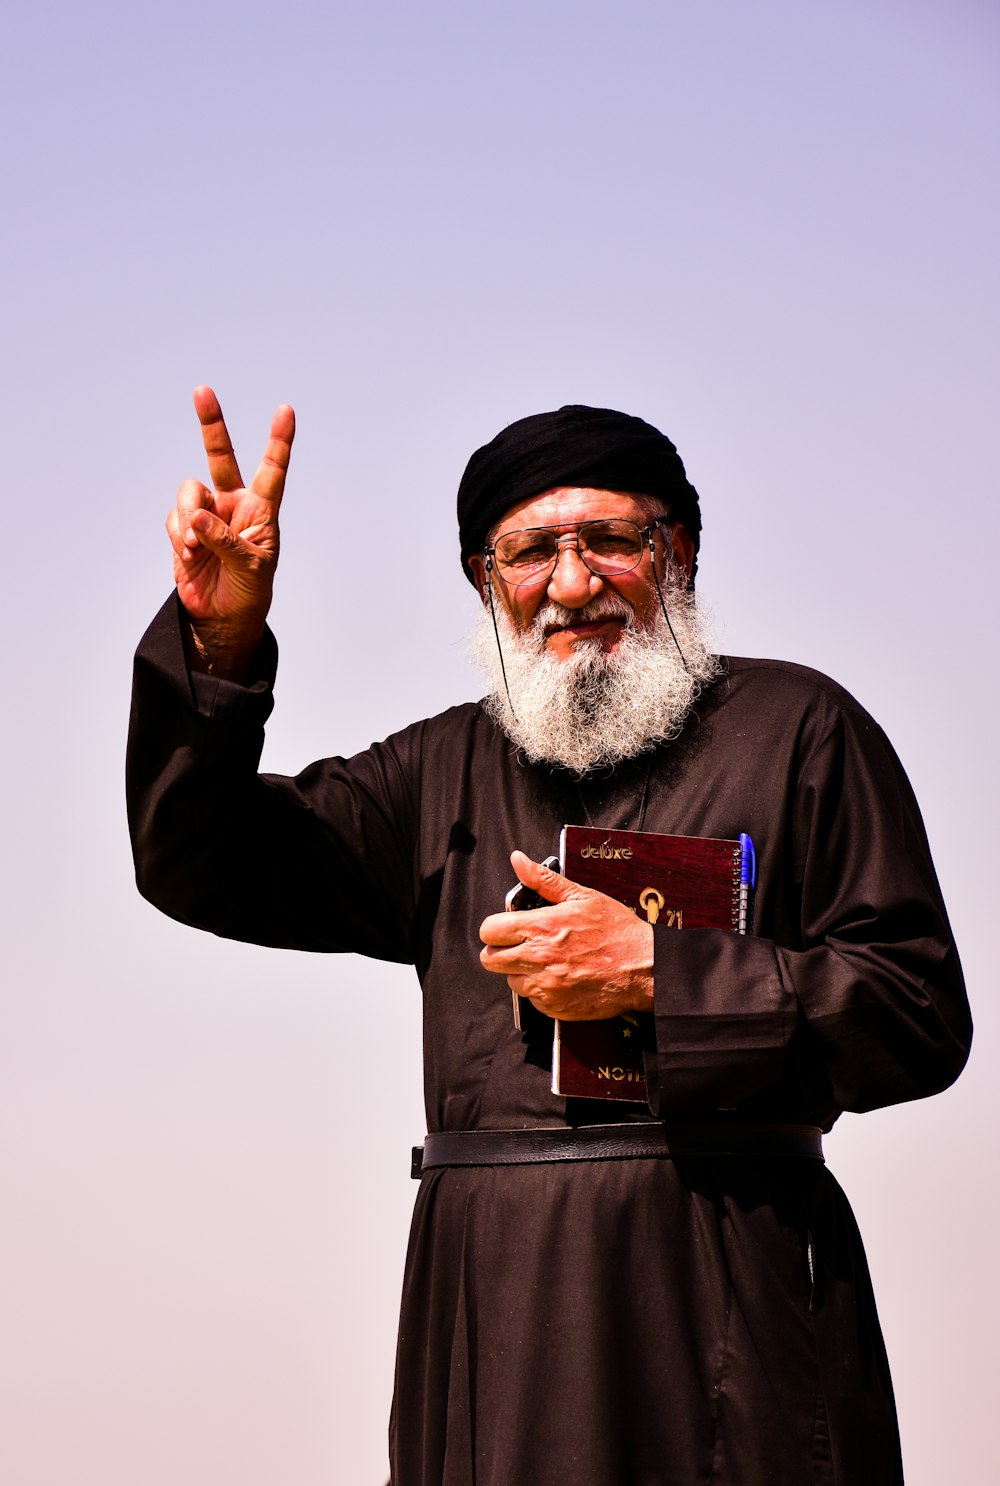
[{"xmin": 545, "ymin": 537, "xmax": 603, "ymax": 608}]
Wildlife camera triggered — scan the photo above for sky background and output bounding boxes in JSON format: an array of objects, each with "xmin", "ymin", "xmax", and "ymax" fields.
[{"xmin": 2, "ymin": 1, "xmax": 997, "ymax": 1481}]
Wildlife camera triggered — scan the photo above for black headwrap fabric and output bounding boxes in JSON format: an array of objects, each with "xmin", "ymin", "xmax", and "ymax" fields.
[{"xmin": 457, "ymin": 405, "xmax": 702, "ymax": 584}]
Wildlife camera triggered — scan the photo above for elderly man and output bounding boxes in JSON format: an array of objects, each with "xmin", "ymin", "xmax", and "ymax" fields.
[{"xmin": 128, "ymin": 389, "xmax": 970, "ymax": 1486}]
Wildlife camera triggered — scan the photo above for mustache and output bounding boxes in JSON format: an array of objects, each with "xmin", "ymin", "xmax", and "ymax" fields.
[{"xmin": 533, "ymin": 596, "xmax": 636, "ymax": 635}]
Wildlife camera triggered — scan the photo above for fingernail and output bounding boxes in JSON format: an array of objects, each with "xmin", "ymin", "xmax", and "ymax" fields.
[{"xmin": 185, "ymin": 527, "xmax": 197, "ymax": 545}]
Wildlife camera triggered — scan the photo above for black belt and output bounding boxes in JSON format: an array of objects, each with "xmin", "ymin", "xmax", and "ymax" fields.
[{"xmin": 411, "ymin": 1121, "xmax": 824, "ymax": 1177}]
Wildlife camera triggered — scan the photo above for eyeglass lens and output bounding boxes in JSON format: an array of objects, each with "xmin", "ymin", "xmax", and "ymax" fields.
[{"xmin": 492, "ymin": 521, "xmax": 647, "ymax": 583}]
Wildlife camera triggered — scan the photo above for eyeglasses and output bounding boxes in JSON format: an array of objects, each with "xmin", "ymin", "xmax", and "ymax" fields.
[{"xmin": 485, "ymin": 517, "xmax": 672, "ymax": 587}]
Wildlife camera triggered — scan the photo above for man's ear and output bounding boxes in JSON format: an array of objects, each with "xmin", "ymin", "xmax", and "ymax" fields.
[
  {"xmin": 467, "ymin": 553, "xmax": 490, "ymax": 601},
  {"xmin": 668, "ymin": 524, "xmax": 696, "ymax": 583}
]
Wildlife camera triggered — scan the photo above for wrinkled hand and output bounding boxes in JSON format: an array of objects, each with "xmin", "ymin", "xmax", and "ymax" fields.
[
  {"xmin": 166, "ymin": 386, "xmax": 295, "ymax": 672},
  {"xmin": 479, "ymin": 851, "xmax": 654, "ymax": 1019}
]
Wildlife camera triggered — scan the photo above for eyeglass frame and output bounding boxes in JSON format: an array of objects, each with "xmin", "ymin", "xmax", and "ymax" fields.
[{"xmin": 483, "ymin": 515, "xmax": 675, "ymax": 588}]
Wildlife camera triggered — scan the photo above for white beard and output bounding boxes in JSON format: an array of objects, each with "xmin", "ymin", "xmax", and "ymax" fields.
[{"xmin": 470, "ymin": 565, "xmax": 721, "ymax": 775}]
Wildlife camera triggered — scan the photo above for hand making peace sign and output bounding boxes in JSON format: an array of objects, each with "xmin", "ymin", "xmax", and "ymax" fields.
[{"xmin": 166, "ymin": 386, "xmax": 295, "ymax": 672}]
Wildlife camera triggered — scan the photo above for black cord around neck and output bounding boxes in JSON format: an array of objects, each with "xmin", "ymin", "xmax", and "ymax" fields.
[{"xmin": 485, "ymin": 565, "xmax": 518, "ymax": 724}]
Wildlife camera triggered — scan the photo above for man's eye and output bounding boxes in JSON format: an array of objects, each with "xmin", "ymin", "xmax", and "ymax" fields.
[
  {"xmin": 586, "ymin": 528, "xmax": 637, "ymax": 558},
  {"xmin": 507, "ymin": 541, "xmax": 554, "ymax": 567}
]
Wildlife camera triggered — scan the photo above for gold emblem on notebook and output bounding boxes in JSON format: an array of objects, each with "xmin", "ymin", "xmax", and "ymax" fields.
[{"xmin": 639, "ymin": 887, "xmax": 665, "ymax": 923}]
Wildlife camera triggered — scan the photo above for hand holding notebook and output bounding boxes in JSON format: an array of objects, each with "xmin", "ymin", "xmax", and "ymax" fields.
[
  {"xmin": 491, "ymin": 826, "xmax": 756, "ymax": 1102},
  {"xmin": 483, "ymin": 849, "xmax": 657, "ymax": 1027}
]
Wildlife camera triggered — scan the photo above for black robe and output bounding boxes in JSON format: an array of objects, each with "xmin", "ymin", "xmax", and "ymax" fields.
[{"xmin": 128, "ymin": 597, "xmax": 970, "ymax": 1486}]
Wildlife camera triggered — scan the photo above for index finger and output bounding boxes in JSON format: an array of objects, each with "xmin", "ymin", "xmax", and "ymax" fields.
[
  {"xmin": 480, "ymin": 907, "xmax": 548, "ymax": 945},
  {"xmin": 249, "ymin": 402, "xmax": 296, "ymax": 505},
  {"xmin": 193, "ymin": 385, "xmax": 244, "ymax": 492}
]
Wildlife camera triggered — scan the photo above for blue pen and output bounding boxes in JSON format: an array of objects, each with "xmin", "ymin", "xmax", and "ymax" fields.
[{"xmin": 738, "ymin": 833, "xmax": 757, "ymax": 933}]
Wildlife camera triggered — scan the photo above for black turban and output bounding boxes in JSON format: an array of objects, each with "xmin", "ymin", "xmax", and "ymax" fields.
[{"xmin": 457, "ymin": 404, "xmax": 702, "ymax": 584}]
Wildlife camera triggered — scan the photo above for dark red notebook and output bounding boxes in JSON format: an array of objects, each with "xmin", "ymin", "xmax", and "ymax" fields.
[{"xmin": 549, "ymin": 825, "xmax": 755, "ymax": 1102}]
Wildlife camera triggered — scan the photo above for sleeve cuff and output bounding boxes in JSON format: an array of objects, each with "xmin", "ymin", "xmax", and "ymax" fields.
[
  {"xmin": 134, "ymin": 592, "xmax": 278, "ymax": 724},
  {"xmin": 643, "ymin": 926, "xmax": 797, "ymax": 1115}
]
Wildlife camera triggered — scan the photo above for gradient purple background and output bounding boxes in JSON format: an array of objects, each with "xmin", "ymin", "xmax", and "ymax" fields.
[{"xmin": 3, "ymin": 1, "xmax": 997, "ymax": 1481}]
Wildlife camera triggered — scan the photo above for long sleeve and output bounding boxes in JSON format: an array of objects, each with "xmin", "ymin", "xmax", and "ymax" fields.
[
  {"xmin": 127, "ymin": 594, "xmax": 421, "ymax": 962},
  {"xmin": 643, "ymin": 667, "xmax": 971, "ymax": 1123}
]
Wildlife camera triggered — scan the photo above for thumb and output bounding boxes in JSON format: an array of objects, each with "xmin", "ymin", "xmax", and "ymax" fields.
[
  {"xmin": 189, "ymin": 508, "xmax": 258, "ymax": 566},
  {"xmin": 510, "ymin": 849, "xmax": 588, "ymax": 904}
]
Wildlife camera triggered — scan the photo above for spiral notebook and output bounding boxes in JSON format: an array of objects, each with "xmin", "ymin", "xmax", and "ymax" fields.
[{"xmin": 535, "ymin": 825, "xmax": 756, "ymax": 1102}]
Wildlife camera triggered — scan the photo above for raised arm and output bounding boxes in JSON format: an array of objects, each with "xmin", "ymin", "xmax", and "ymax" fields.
[{"xmin": 165, "ymin": 386, "xmax": 295, "ymax": 679}]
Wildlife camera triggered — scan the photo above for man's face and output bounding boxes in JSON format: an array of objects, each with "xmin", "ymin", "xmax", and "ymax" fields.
[{"xmin": 467, "ymin": 487, "xmax": 695, "ymax": 662}]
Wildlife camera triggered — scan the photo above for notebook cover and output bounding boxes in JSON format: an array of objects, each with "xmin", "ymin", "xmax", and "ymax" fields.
[{"xmin": 551, "ymin": 826, "xmax": 749, "ymax": 1102}]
